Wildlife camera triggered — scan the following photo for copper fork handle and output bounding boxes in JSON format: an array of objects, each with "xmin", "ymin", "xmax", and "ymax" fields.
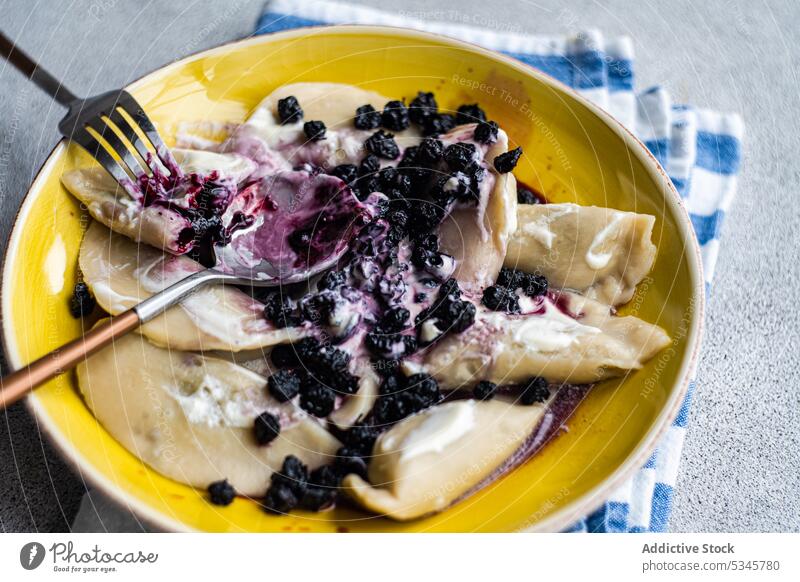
[{"xmin": 0, "ymin": 310, "xmax": 141, "ymax": 410}]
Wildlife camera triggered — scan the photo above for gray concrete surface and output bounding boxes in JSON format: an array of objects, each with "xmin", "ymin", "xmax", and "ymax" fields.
[{"xmin": 1, "ymin": 0, "xmax": 798, "ymax": 532}]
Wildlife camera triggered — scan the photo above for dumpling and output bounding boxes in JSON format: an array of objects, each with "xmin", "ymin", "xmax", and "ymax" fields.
[
  {"xmin": 80, "ymin": 221, "xmax": 303, "ymax": 351},
  {"xmin": 76, "ymin": 328, "xmax": 340, "ymax": 496},
  {"xmin": 343, "ymin": 399, "xmax": 546, "ymax": 520},
  {"xmin": 421, "ymin": 292, "xmax": 670, "ymax": 388},
  {"xmin": 505, "ymin": 203, "xmax": 657, "ymax": 306},
  {"xmin": 61, "ymin": 149, "xmax": 256, "ymax": 255},
  {"xmin": 438, "ymin": 125, "xmax": 518, "ymax": 291}
]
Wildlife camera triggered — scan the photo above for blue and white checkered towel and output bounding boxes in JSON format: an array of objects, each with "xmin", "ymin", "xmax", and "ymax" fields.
[{"xmin": 254, "ymin": 0, "xmax": 744, "ymax": 532}]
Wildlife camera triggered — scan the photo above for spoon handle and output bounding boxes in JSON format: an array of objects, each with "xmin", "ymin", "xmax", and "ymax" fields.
[{"xmin": 0, "ymin": 310, "xmax": 140, "ymax": 409}]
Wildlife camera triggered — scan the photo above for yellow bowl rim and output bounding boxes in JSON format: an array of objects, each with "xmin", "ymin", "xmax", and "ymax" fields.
[{"xmin": 0, "ymin": 24, "xmax": 705, "ymax": 533}]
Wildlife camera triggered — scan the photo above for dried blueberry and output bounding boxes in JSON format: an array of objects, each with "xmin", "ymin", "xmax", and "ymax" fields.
[
  {"xmin": 365, "ymin": 130, "xmax": 400, "ymax": 160},
  {"xmin": 354, "ymin": 104, "xmax": 381, "ymax": 130},
  {"xmin": 496, "ymin": 267, "xmax": 526, "ymax": 290},
  {"xmin": 474, "ymin": 120, "xmax": 499, "ymax": 144},
  {"xmin": 523, "ymin": 273, "xmax": 548, "ymax": 297},
  {"xmin": 421, "ymin": 113, "xmax": 455, "ymax": 136},
  {"xmin": 493, "ymin": 146, "xmax": 523, "ymax": 173},
  {"xmin": 310, "ymin": 464, "xmax": 342, "ymax": 489},
  {"xmin": 329, "ymin": 371, "xmax": 360, "ymax": 395},
  {"xmin": 517, "ymin": 184, "xmax": 542, "ymax": 204},
  {"xmin": 69, "ymin": 282, "xmax": 96, "ymax": 318},
  {"xmin": 208, "ymin": 479, "xmax": 236, "ymax": 506},
  {"xmin": 254, "ymin": 411, "xmax": 281, "ymax": 445},
  {"xmin": 378, "ymin": 307, "xmax": 410, "ymax": 333},
  {"xmin": 359, "ymin": 154, "xmax": 381, "ymax": 176},
  {"xmin": 343, "ymin": 424, "xmax": 379, "ymax": 455},
  {"xmin": 267, "ymin": 369, "xmax": 301, "ymax": 402},
  {"xmin": 331, "ymin": 163, "xmax": 358, "ymax": 185},
  {"xmin": 408, "ymin": 201, "xmax": 446, "ymax": 236},
  {"xmin": 263, "ymin": 483, "xmax": 298, "ymax": 514},
  {"xmin": 481, "ymin": 285, "xmax": 521, "ymax": 313},
  {"xmin": 303, "ymin": 120, "xmax": 326, "ymax": 141},
  {"xmin": 405, "ymin": 373, "xmax": 441, "ymax": 408},
  {"xmin": 334, "ymin": 447, "xmax": 369, "ymax": 479},
  {"xmin": 418, "ymin": 137, "xmax": 444, "ymax": 164},
  {"xmin": 300, "ymin": 381, "xmax": 336, "ymax": 417},
  {"xmin": 456, "ymin": 103, "xmax": 487, "ymax": 125},
  {"xmin": 409, "ymin": 91, "xmax": 438, "ymax": 124},
  {"xmin": 473, "ymin": 380, "xmax": 497, "ymax": 401},
  {"xmin": 270, "ymin": 343, "xmax": 299, "ymax": 368},
  {"xmin": 381, "ymin": 100, "xmax": 410, "ymax": 131},
  {"xmin": 263, "ymin": 293, "xmax": 301, "ymax": 328},
  {"xmin": 277, "ymin": 95, "xmax": 303, "ymax": 124},
  {"xmin": 444, "ymin": 142, "xmax": 477, "ymax": 171},
  {"xmin": 520, "ymin": 377, "xmax": 550, "ymax": 405},
  {"xmin": 299, "ymin": 485, "xmax": 336, "ymax": 511},
  {"xmin": 365, "ymin": 333, "xmax": 417, "ymax": 360}
]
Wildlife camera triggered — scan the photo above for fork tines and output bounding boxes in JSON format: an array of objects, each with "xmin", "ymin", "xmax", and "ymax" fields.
[{"xmin": 64, "ymin": 90, "xmax": 181, "ymax": 191}]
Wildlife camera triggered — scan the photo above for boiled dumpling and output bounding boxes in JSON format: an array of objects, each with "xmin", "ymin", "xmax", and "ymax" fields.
[
  {"xmin": 61, "ymin": 149, "xmax": 256, "ymax": 255},
  {"xmin": 343, "ymin": 399, "xmax": 546, "ymax": 520},
  {"xmin": 79, "ymin": 221, "xmax": 303, "ymax": 351},
  {"xmin": 505, "ymin": 203, "xmax": 657, "ymax": 306},
  {"xmin": 438, "ymin": 125, "xmax": 518, "ymax": 291},
  {"xmin": 421, "ymin": 292, "xmax": 670, "ymax": 388},
  {"xmin": 76, "ymin": 328, "xmax": 340, "ymax": 496}
]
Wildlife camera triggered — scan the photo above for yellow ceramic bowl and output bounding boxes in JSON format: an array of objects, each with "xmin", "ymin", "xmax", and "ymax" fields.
[{"xmin": 1, "ymin": 26, "xmax": 703, "ymax": 532}]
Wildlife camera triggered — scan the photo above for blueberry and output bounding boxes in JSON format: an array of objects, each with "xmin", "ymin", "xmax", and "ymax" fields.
[
  {"xmin": 331, "ymin": 164, "xmax": 358, "ymax": 185},
  {"xmin": 333, "ymin": 447, "xmax": 369, "ymax": 479},
  {"xmin": 439, "ymin": 278, "xmax": 462, "ymax": 300},
  {"xmin": 405, "ymin": 373, "xmax": 440, "ymax": 408},
  {"xmin": 275, "ymin": 455, "xmax": 309, "ymax": 495},
  {"xmin": 379, "ymin": 307, "xmax": 410, "ymax": 333},
  {"xmin": 299, "ymin": 485, "xmax": 336, "ymax": 511},
  {"xmin": 421, "ymin": 113, "xmax": 456, "ymax": 136},
  {"xmin": 409, "ymin": 91, "xmax": 438, "ymax": 125},
  {"xmin": 317, "ymin": 269, "xmax": 347, "ymax": 291},
  {"xmin": 310, "ymin": 465, "xmax": 342, "ymax": 489},
  {"xmin": 416, "ymin": 233, "xmax": 439, "ymax": 251},
  {"xmin": 381, "ymin": 100, "xmax": 410, "ymax": 131},
  {"xmin": 343, "ymin": 424, "xmax": 379, "ymax": 455},
  {"xmin": 365, "ymin": 333, "xmax": 417, "ymax": 360},
  {"xmin": 263, "ymin": 483, "xmax": 298, "ymax": 514},
  {"xmin": 354, "ymin": 104, "xmax": 381, "ymax": 130},
  {"xmin": 208, "ymin": 479, "xmax": 236, "ymax": 506},
  {"xmin": 359, "ymin": 154, "xmax": 381, "ymax": 176},
  {"xmin": 372, "ymin": 394, "xmax": 411, "ymax": 424},
  {"xmin": 300, "ymin": 381, "xmax": 336, "ymax": 417},
  {"xmin": 418, "ymin": 137, "xmax": 444, "ymax": 164},
  {"xmin": 303, "ymin": 120, "xmax": 326, "ymax": 141},
  {"xmin": 263, "ymin": 293, "xmax": 300, "ymax": 328},
  {"xmin": 277, "ymin": 95, "xmax": 303, "ymax": 124},
  {"xmin": 414, "ymin": 292, "xmax": 427, "ymax": 303},
  {"xmin": 254, "ymin": 411, "xmax": 281, "ymax": 445},
  {"xmin": 474, "ymin": 120, "xmax": 499, "ymax": 144},
  {"xmin": 520, "ymin": 377, "xmax": 550, "ymax": 405},
  {"xmin": 481, "ymin": 285, "xmax": 521, "ymax": 313},
  {"xmin": 496, "ymin": 267, "xmax": 526, "ymax": 290},
  {"xmin": 69, "ymin": 282, "xmax": 96, "ymax": 319},
  {"xmin": 456, "ymin": 103, "xmax": 487, "ymax": 125},
  {"xmin": 493, "ymin": 146, "xmax": 523, "ymax": 173},
  {"xmin": 365, "ymin": 130, "xmax": 400, "ymax": 160},
  {"xmin": 270, "ymin": 343, "xmax": 299, "ymax": 368},
  {"xmin": 267, "ymin": 369, "xmax": 301, "ymax": 402},
  {"xmin": 473, "ymin": 380, "xmax": 497, "ymax": 401},
  {"xmin": 517, "ymin": 184, "xmax": 542, "ymax": 204},
  {"xmin": 444, "ymin": 142, "xmax": 476, "ymax": 171},
  {"xmin": 408, "ymin": 201, "xmax": 446, "ymax": 236},
  {"xmin": 329, "ymin": 371, "xmax": 360, "ymax": 395},
  {"xmin": 449, "ymin": 301, "xmax": 476, "ymax": 332},
  {"xmin": 523, "ymin": 273, "xmax": 548, "ymax": 297}
]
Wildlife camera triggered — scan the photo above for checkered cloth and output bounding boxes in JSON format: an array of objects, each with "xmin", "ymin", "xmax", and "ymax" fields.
[{"xmin": 255, "ymin": 0, "xmax": 744, "ymax": 532}]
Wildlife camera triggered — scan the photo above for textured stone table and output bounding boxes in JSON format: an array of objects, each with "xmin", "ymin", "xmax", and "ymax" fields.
[{"xmin": 1, "ymin": 0, "xmax": 797, "ymax": 532}]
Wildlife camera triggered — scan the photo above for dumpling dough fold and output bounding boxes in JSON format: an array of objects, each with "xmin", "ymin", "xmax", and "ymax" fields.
[
  {"xmin": 80, "ymin": 221, "xmax": 303, "ymax": 351},
  {"xmin": 505, "ymin": 203, "xmax": 657, "ymax": 306},
  {"xmin": 343, "ymin": 399, "xmax": 546, "ymax": 520},
  {"xmin": 421, "ymin": 292, "xmax": 671, "ymax": 388},
  {"xmin": 77, "ymin": 329, "xmax": 340, "ymax": 496}
]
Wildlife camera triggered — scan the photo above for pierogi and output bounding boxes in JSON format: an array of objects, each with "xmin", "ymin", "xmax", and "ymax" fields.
[{"xmin": 62, "ymin": 82, "xmax": 670, "ymax": 521}]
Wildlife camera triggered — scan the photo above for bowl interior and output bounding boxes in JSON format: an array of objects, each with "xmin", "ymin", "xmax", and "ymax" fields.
[{"xmin": 1, "ymin": 26, "xmax": 700, "ymax": 532}]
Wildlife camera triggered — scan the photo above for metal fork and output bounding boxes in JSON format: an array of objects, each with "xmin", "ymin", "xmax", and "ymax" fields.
[{"xmin": 0, "ymin": 31, "xmax": 180, "ymax": 185}]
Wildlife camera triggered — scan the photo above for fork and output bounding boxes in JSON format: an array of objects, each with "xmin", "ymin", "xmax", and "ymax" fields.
[
  {"xmin": 0, "ymin": 31, "xmax": 180, "ymax": 186},
  {"xmin": 0, "ymin": 32, "xmax": 359, "ymax": 410}
]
